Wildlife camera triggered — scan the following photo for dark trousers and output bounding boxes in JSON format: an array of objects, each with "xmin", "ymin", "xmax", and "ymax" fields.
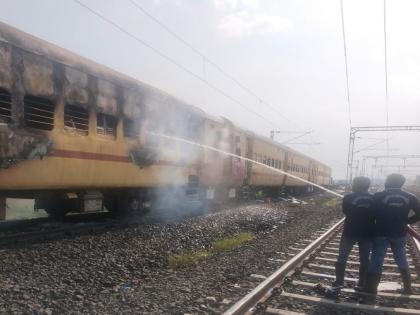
[
  {"xmin": 369, "ymin": 236, "xmax": 409, "ymax": 273},
  {"xmin": 337, "ymin": 235, "xmax": 371, "ymax": 267}
]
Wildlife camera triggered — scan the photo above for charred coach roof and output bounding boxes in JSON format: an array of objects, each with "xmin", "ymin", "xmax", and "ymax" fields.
[
  {"xmin": 0, "ymin": 21, "xmax": 207, "ymax": 119},
  {"xmin": 0, "ymin": 21, "xmax": 330, "ymax": 173}
]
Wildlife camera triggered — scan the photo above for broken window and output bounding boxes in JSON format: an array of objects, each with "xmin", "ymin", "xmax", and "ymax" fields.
[
  {"xmin": 97, "ymin": 113, "xmax": 116, "ymax": 137},
  {"xmin": 184, "ymin": 117, "xmax": 201, "ymax": 141},
  {"xmin": 24, "ymin": 95, "xmax": 55, "ymax": 130},
  {"xmin": 145, "ymin": 117, "xmax": 161, "ymax": 147},
  {"xmin": 164, "ymin": 122, "xmax": 176, "ymax": 148},
  {"xmin": 123, "ymin": 118, "xmax": 139, "ymax": 138},
  {"xmin": 0, "ymin": 89, "xmax": 11, "ymax": 124},
  {"xmin": 64, "ymin": 104, "xmax": 89, "ymax": 135}
]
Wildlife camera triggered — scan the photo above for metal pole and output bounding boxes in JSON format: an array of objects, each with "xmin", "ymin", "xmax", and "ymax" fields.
[
  {"xmin": 346, "ymin": 127, "xmax": 356, "ymax": 187},
  {"xmin": 361, "ymin": 157, "xmax": 366, "ymax": 176},
  {"xmin": 0, "ymin": 195, "xmax": 5, "ymax": 220}
]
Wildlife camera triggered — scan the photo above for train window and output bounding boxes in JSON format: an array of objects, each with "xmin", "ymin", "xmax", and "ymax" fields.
[
  {"xmin": 24, "ymin": 95, "xmax": 55, "ymax": 130},
  {"xmin": 123, "ymin": 118, "xmax": 139, "ymax": 138},
  {"xmin": 64, "ymin": 105, "xmax": 89, "ymax": 135},
  {"xmin": 164, "ymin": 123, "xmax": 176, "ymax": 148},
  {"xmin": 97, "ymin": 113, "xmax": 116, "ymax": 137},
  {"xmin": 0, "ymin": 89, "xmax": 12, "ymax": 124},
  {"xmin": 215, "ymin": 130, "xmax": 222, "ymax": 148},
  {"xmin": 271, "ymin": 159, "xmax": 275, "ymax": 167},
  {"xmin": 145, "ymin": 118, "xmax": 161, "ymax": 147},
  {"xmin": 263, "ymin": 156, "xmax": 267, "ymax": 164},
  {"xmin": 274, "ymin": 160, "xmax": 278, "ymax": 168}
]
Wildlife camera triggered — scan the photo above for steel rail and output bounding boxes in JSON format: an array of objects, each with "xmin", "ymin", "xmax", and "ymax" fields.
[{"xmin": 223, "ymin": 218, "xmax": 345, "ymax": 315}]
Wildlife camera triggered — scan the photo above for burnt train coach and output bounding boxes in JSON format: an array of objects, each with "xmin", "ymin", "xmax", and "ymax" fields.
[
  {"xmin": 239, "ymin": 131, "xmax": 331, "ymax": 197},
  {"xmin": 0, "ymin": 22, "xmax": 330, "ymax": 219}
]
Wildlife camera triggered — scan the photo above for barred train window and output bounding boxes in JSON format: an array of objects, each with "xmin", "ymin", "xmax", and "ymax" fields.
[
  {"xmin": 0, "ymin": 89, "xmax": 12, "ymax": 124},
  {"xmin": 97, "ymin": 113, "xmax": 116, "ymax": 137},
  {"xmin": 123, "ymin": 118, "xmax": 139, "ymax": 138},
  {"xmin": 24, "ymin": 95, "xmax": 55, "ymax": 130},
  {"xmin": 145, "ymin": 118, "xmax": 160, "ymax": 147},
  {"xmin": 64, "ymin": 105, "xmax": 89, "ymax": 135}
]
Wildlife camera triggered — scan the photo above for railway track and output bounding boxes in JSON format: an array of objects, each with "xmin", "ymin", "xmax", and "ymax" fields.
[
  {"xmin": 0, "ymin": 212, "xmax": 130, "ymax": 248},
  {"xmin": 0, "ymin": 194, "xmax": 320, "ymax": 249},
  {"xmin": 225, "ymin": 219, "xmax": 420, "ymax": 315}
]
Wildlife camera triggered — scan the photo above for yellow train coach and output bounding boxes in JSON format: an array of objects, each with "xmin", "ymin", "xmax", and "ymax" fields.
[{"xmin": 0, "ymin": 22, "xmax": 331, "ymax": 219}]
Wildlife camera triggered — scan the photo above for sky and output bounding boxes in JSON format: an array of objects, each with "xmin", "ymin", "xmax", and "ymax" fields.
[{"xmin": 1, "ymin": 0, "xmax": 420, "ymax": 180}]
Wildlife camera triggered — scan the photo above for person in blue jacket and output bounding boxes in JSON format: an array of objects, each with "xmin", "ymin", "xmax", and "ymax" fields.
[
  {"xmin": 365, "ymin": 173, "xmax": 420, "ymax": 300},
  {"xmin": 329, "ymin": 176, "xmax": 375, "ymax": 292}
]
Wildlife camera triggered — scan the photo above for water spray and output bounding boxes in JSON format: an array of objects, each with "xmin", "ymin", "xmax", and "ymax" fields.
[{"xmin": 146, "ymin": 131, "xmax": 344, "ymax": 199}]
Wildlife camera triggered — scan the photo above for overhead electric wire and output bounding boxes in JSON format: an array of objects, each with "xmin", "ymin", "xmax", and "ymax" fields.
[
  {"xmin": 339, "ymin": 0, "xmax": 352, "ymax": 127},
  {"xmin": 72, "ymin": 0, "xmax": 281, "ymax": 129},
  {"xmin": 383, "ymin": 0, "xmax": 390, "ymax": 165},
  {"xmin": 127, "ymin": 0, "xmax": 297, "ymax": 127},
  {"xmin": 282, "ymin": 130, "xmax": 314, "ymax": 144},
  {"xmin": 354, "ymin": 138, "xmax": 391, "ymax": 154},
  {"xmin": 383, "ymin": 0, "xmax": 389, "ymax": 127}
]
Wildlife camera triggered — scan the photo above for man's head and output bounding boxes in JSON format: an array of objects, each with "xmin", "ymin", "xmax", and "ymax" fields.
[
  {"xmin": 352, "ymin": 176, "xmax": 371, "ymax": 193},
  {"xmin": 385, "ymin": 173, "xmax": 406, "ymax": 189}
]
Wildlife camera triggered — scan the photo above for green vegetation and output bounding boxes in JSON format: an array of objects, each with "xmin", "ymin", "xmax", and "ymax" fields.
[
  {"xmin": 213, "ymin": 232, "xmax": 254, "ymax": 252},
  {"xmin": 168, "ymin": 250, "xmax": 210, "ymax": 269},
  {"xmin": 324, "ymin": 198, "xmax": 341, "ymax": 208},
  {"xmin": 167, "ymin": 232, "xmax": 255, "ymax": 269}
]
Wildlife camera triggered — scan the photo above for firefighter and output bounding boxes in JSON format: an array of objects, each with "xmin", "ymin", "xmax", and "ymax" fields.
[
  {"xmin": 365, "ymin": 174, "xmax": 420, "ymax": 301},
  {"xmin": 329, "ymin": 176, "xmax": 375, "ymax": 292}
]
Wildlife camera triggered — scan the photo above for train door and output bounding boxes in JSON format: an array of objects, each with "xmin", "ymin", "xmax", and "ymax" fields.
[
  {"xmin": 245, "ymin": 136, "xmax": 254, "ymax": 184},
  {"xmin": 281, "ymin": 151, "xmax": 289, "ymax": 187}
]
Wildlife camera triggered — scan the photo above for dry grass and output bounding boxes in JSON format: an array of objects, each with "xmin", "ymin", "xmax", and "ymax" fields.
[
  {"xmin": 168, "ymin": 250, "xmax": 210, "ymax": 269},
  {"xmin": 213, "ymin": 232, "xmax": 254, "ymax": 252},
  {"xmin": 323, "ymin": 198, "xmax": 341, "ymax": 208},
  {"xmin": 168, "ymin": 232, "xmax": 254, "ymax": 269}
]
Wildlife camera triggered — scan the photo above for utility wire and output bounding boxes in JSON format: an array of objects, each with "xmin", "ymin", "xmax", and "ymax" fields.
[
  {"xmin": 340, "ymin": 0, "xmax": 352, "ymax": 127},
  {"xmin": 282, "ymin": 130, "xmax": 314, "ymax": 144},
  {"xmin": 383, "ymin": 0, "xmax": 390, "ymax": 166},
  {"xmin": 128, "ymin": 0, "xmax": 298, "ymax": 127},
  {"xmin": 73, "ymin": 0, "xmax": 280, "ymax": 128},
  {"xmin": 384, "ymin": 0, "xmax": 389, "ymax": 127}
]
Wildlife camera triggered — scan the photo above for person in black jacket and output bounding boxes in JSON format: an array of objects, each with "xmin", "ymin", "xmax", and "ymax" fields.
[
  {"xmin": 329, "ymin": 176, "xmax": 375, "ymax": 292},
  {"xmin": 365, "ymin": 174, "xmax": 420, "ymax": 299}
]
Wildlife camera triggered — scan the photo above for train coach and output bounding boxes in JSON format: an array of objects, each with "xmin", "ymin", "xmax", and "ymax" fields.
[{"xmin": 0, "ymin": 22, "xmax": 331, "ymax": 219}]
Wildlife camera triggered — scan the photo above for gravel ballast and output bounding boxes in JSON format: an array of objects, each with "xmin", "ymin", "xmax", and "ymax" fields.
[{"xmin": 0, "ymin": 195, "xmax": 342, "ymax": 314}]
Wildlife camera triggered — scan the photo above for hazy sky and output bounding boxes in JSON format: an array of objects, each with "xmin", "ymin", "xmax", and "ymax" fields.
[{"xmin": 2, "ymin": 0, "xmax": 420, "ymax": 179}]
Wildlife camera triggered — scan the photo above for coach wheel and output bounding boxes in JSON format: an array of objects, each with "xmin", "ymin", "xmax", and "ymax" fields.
[
  {"xmin": 43, "ymin": 199, "xmax": 71, "ymax": 219},
  {"xmin": 104, "ymin": 191, "xmax": 142, "ymax": 216}
]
